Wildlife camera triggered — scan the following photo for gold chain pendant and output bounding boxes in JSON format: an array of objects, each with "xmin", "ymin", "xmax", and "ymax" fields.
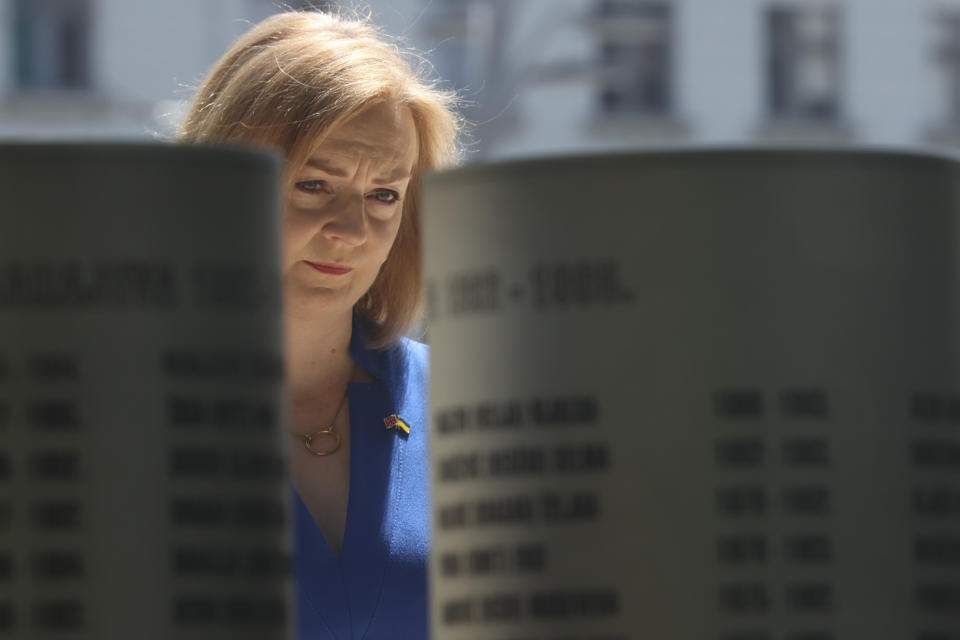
[{"xmin": 303, "ymin": 427, "xmax": 341, "ymax": 456}]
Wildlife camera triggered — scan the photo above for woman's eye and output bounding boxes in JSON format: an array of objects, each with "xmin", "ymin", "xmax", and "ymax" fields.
[
  {"xmin": 295, "ymin": 180, "xmax": 328, "ymax": 193},
  {"xmin": 371, "ymin": 190, "xmax": 401, "ymax": 204}
]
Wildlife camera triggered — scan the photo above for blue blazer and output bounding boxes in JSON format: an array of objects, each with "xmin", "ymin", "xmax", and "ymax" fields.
[{"xmin": 293, "ymin": 323, "xmax": 431, "ymax": 639}]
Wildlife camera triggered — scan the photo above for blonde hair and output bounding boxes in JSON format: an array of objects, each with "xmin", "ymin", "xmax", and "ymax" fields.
[{"xmin": 179, "ymin": 10, "xmax": 460, "ymax": 348}]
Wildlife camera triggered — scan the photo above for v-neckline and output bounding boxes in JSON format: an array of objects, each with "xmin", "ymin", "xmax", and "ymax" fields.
[{"xmin": 293, "ymin": 379, "xmax": 402, "ymax": 639}]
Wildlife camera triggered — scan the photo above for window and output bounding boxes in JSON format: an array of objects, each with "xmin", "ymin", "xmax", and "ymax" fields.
[
  {"xmin": 766, "ymin": 5, "xmax": 843, "ymax": 121},
  {"xmin": 13, "ymin": 0, "xmax": 91, "ymax": 91},
  {"xmin": 594, "ymin": 1, "xmax": 674, "ymax": 117},
  {"xmin": 932, "ymin": 9, "xmax": 960, "ymax": 128}
]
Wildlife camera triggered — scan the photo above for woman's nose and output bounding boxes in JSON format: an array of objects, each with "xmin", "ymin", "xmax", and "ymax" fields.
[{"xmin": 321, "ymin": 194, "xmax": 366, "ymax": 246}]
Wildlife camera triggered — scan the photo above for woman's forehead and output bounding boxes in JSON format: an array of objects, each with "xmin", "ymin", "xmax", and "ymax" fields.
[
  {"xmin": 315, "ymin": 137, "xmax": 406, "ymax": 162},
  {"xmin": 314, "ymin": 104, "xmax": 418, "ymax": 165}
]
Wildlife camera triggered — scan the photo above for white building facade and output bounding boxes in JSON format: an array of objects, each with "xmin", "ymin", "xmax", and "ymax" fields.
[
  {"xmin": 0, "ymin": 0, "xmax": 320, "ymax": 139},
  {"xmin": 1, "ymin": 0, "xmax": 960, "ymax": 161},
  {"xmin": 418, "ymin": 0, "xmax": 960, "ymax": 160}
]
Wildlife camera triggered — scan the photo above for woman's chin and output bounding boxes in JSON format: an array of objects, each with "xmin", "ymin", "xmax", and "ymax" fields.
[{"xmin": 285, "ymin": 285, "xmax": 358, "ymax": 321}]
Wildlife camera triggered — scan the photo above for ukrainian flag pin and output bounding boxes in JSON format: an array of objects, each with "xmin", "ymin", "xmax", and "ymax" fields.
[{"xmin": 384, "ymin": 414, "xmax": 411, "ymax": 435}]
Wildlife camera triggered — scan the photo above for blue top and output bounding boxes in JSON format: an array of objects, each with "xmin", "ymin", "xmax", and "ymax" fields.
[{"xmin": 293, "ymin": 323, "xmax": 431, "ymax": 639}]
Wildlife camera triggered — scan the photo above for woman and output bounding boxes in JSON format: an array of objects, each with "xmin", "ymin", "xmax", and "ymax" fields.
[{"xmin": 179, "ymin": 10, "xmax": 460, "ymax": 638}]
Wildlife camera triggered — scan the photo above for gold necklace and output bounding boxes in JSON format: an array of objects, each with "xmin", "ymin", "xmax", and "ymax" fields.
[{"xmin": 295, "ymin": 390, "xmax": 349, "ymax": 457}]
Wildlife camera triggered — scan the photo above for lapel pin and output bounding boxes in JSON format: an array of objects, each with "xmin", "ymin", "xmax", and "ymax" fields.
[{"xmin": 384, "ymin": 414, "xmax": 411, "ymax": 435}]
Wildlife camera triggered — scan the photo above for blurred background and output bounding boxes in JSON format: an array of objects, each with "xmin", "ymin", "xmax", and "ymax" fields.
[{"xmin": 1, "ymin": 0, "xmax": 959, "ymax": 162}]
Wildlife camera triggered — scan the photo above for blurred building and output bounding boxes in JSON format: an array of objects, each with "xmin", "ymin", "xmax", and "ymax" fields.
[
  {"xmin": 420, "ymin": 0, "xmax": 960, "ymax": 160},
  {"xmin": 0, "ymin": 0, "xmax": 319, "ymax": 139},
  {"xmin": 2, "ymin": 0, "xmax": 960, "ymax": 161}
]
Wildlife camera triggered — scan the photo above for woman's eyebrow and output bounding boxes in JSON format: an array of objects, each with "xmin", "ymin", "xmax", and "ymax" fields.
[
  {"xmin": 305, "ymin": 157, "xmax": 348, "ymax": 177},
  {"xmin": 374, "ymin": 167, "xmax": 411, "ymax": 183},
  {"xmin": 307, "ymin": 156, "xmax": 411, "ymax": 183}
]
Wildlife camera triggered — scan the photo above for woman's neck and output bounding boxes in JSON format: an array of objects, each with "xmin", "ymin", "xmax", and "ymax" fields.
[{"xmin": 285, "ymin": 309, "xmax": 356, "ymax": 403}]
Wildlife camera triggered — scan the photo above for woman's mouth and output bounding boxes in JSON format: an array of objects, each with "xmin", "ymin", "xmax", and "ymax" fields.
[{"xmin": 305, "ymin": 261, "xmax": 352, "ymax": 275}]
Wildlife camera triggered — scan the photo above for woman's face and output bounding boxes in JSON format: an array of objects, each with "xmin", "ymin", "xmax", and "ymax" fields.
[{"xmin": 283, "ymin": 102, "xmax": 418, "ymax": 322}]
